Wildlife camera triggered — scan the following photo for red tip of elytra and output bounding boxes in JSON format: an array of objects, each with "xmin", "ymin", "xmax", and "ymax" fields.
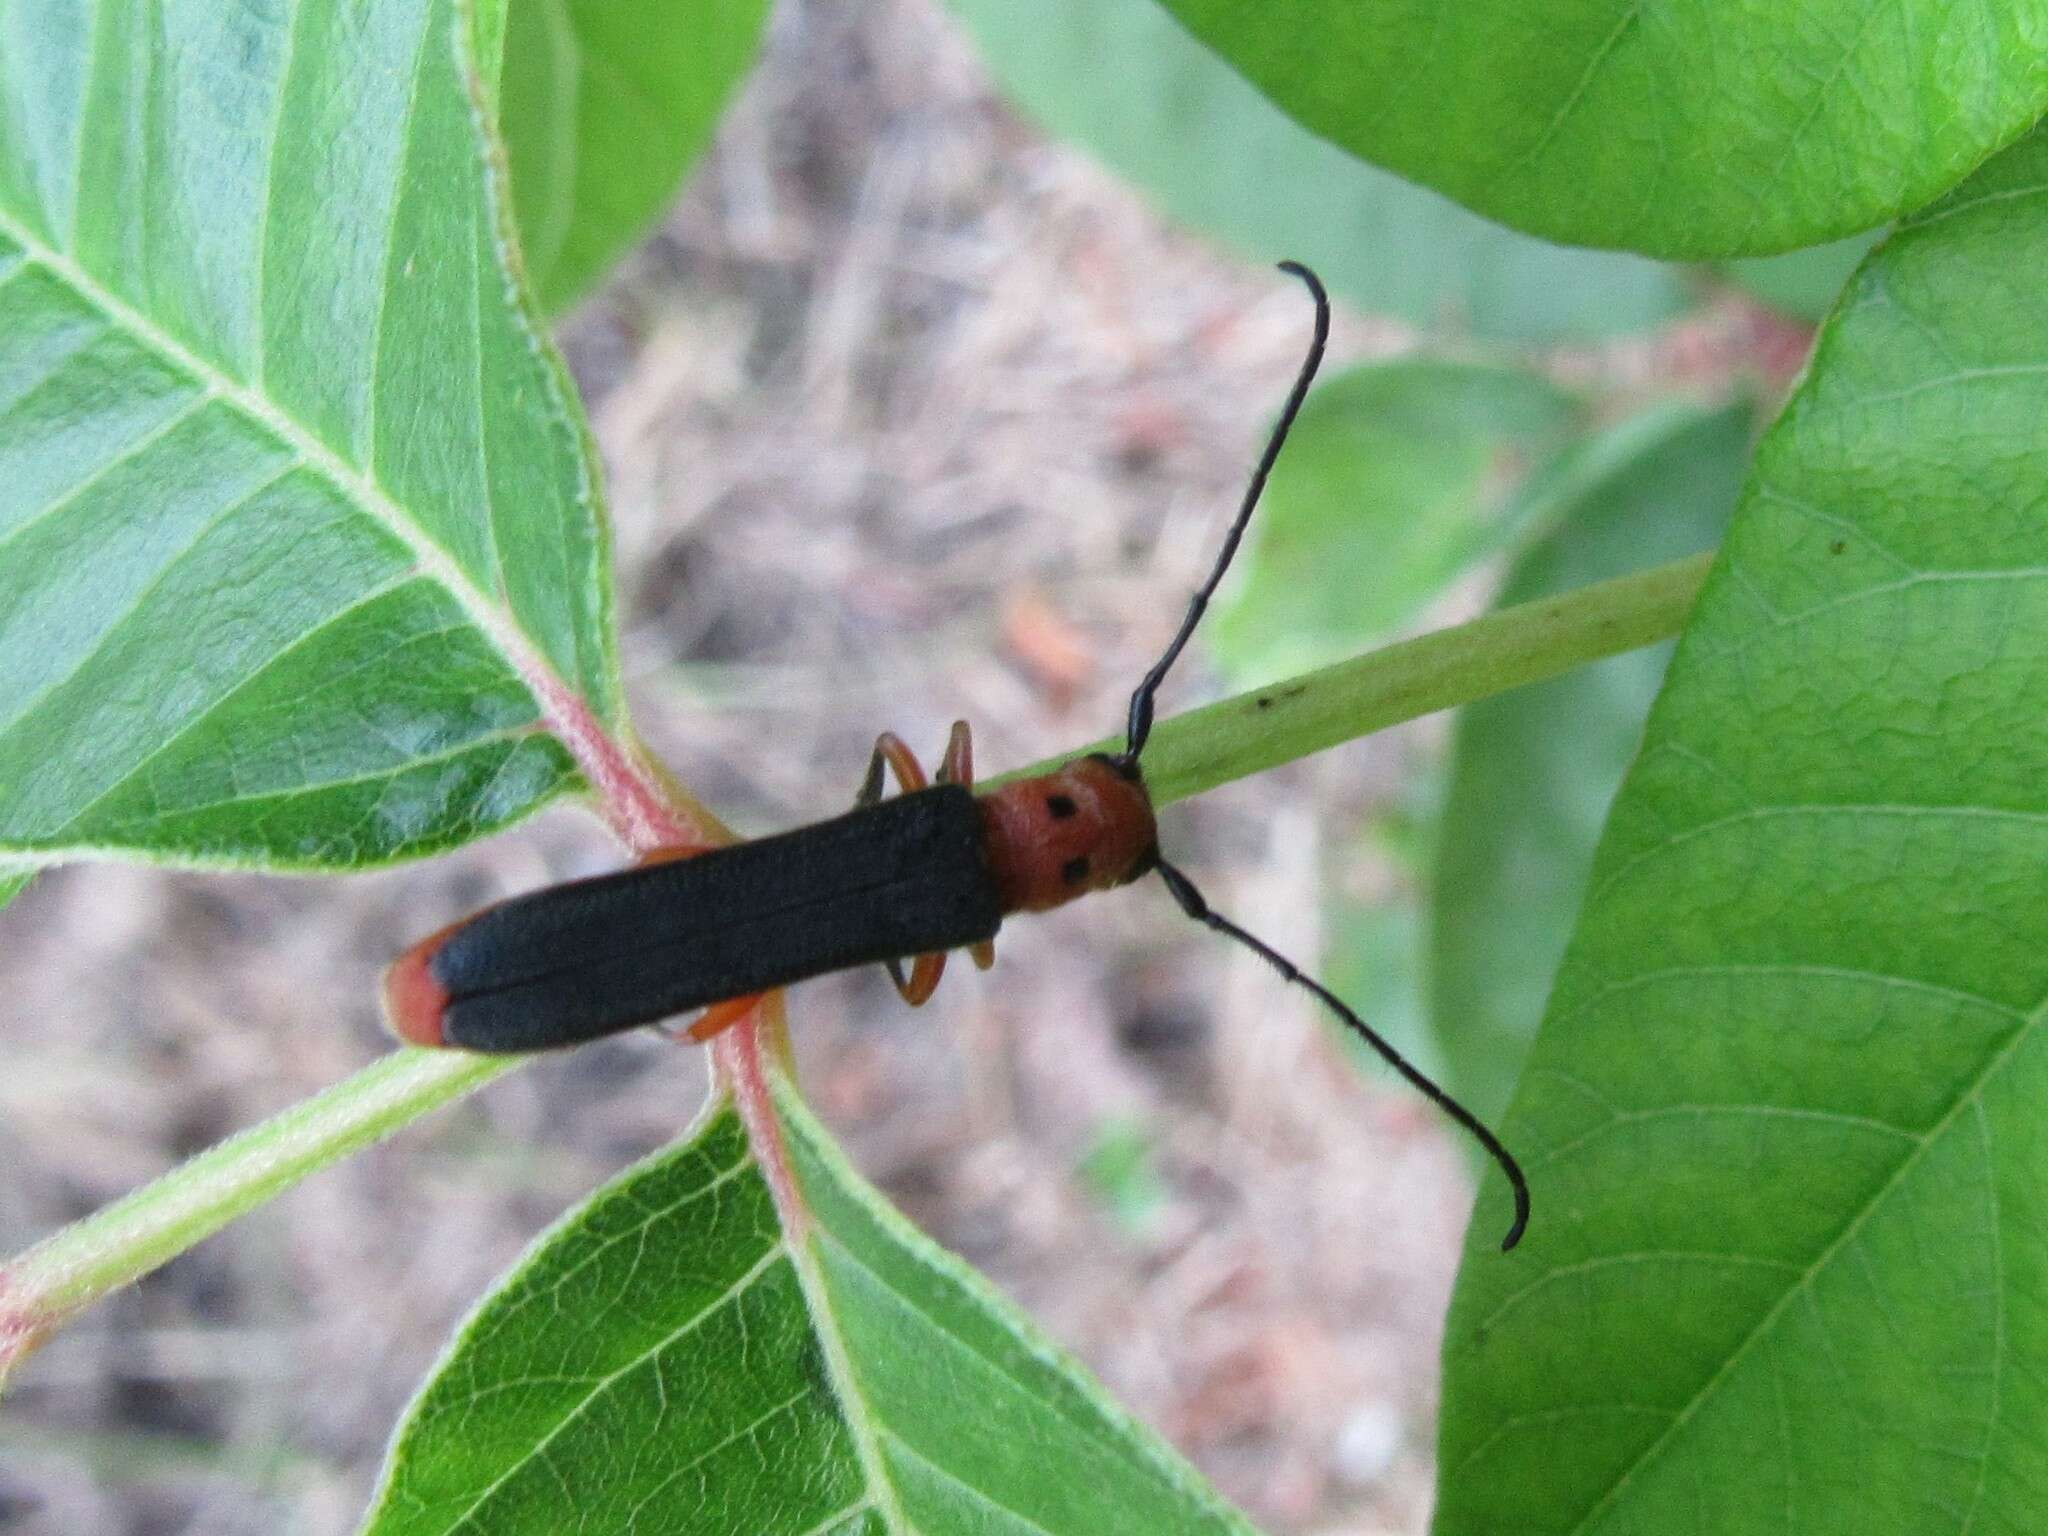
[{"xmin": 382, "ymin": 931, "xmax": 453, "ymax": 1048}]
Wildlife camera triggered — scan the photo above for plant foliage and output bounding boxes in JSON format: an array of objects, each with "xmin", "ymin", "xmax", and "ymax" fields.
[
  {"xmin": 1156, "ymin": 0, "xmax": 2048, "ymax": 256},
  {"xmin": 4, "ymin": 0, "xmax": 2046, "ymax": 1532},
  {"xmin": 1439, "ymin": 131, "xmax": 2048, "ymax": 1533},
  {"xmin": 366, "ymin": 1089, "xmax": 1253, "ymax": 1535}
]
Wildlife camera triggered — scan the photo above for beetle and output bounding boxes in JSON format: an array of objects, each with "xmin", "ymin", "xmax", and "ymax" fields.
[{"xmin": 383, "ymin": 264, "xmax": 1530, "ymax": 1249}]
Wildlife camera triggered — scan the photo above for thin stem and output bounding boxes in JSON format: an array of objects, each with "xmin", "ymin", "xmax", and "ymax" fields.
[
  {"xmin": 1008, "ymin": 551, "xmax": 1713, "ymax": 806},
  {"xmin": 1, "ymin": 1051, "xmax": 513, "ymax": 1383},
  {"xmin": 0, "ymin": 550, "xmax": 1711, "ymax": 1376}
]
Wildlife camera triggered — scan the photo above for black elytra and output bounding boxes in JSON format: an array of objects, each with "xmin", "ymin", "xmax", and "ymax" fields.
[
  {"xmin": 383, "ymin": 262, "xmax": 1532, "ymax": 1251},
  {"xmin": 431, "ymin": 789, "xmax": 1001, "ymax": 1053}
]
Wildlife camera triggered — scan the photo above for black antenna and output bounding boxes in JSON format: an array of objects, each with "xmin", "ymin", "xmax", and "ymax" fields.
[
  {"xmin": 1119, "ymin": 261, "xmax": 1331, "ymax": 766},
  {"xmin": 1114, "ymin": 261, "xmax": 1530, "ymax": 1250},
  {"xmin": 1157, "ymin": 859, "xmax": 1530, "ymax": 1251}
]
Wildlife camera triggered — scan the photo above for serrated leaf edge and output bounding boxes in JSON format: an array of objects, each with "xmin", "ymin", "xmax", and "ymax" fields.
[{"xmin": 769, "ymin": 1075, "xmax": 1261, "ymax": 1535}]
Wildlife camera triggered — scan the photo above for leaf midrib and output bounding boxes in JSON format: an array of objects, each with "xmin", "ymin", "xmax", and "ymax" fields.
[
  {"xmin": 778, "ymin": 1084, "xmax": 1254, "ymax": 1536},
  {"xmin": 1587, "ymin": 801, "xmax": 2048, "ymax": 913},
  {"xmin": 0, "ymin": 201, "xmax": 569, "ymax": 730},
  {"xmin": 782, "ymin": 1202, "xmax": 922, "ymax": 1536},
  {"xmin": 1534, "ymin": 984, "xmax": 2043, "ymax": 1534},
  {"xmin": 812, "ymin": 1222, "xmax": 1195, "ymax": 1501}
]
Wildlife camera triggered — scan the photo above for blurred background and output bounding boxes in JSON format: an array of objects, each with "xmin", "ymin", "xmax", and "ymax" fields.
[{"xmin": 0, "ymin": 1, "xmax": 1851, "ymax": 1530}]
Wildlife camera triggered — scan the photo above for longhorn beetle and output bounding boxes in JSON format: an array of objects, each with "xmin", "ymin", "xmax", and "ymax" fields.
[{"xmin": 384, "ymin": 263, "xmax": 1530, "ymax": 1249}]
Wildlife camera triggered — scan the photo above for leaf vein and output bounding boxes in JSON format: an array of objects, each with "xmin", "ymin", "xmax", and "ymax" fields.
[
  {"xmin": 1588, "ymin": 803, "xmax": 2048, "ymax": 912},
  {"xmin": 439, "ymin": 1241, "xmax": 790, "ymax": 1534},
  {"xmin": 82, "ymin": 724, "xmax": 537, "ymax": 836},
  {"xmin": 1954, "ymin": 1102, "xmax": 2003, "ymax": 1536},
  {"xmin": 1530, "ymin": 1100, "xmax": 1924, "ymax": 1177},
  {"xmin": 0, "ymin": 387, "xmax": 215, "ymax": 559},
  {"xmin": 1551, "ymin": 962, "xmax": 2029, "ymax": 1038},
  {"xmin": 486, "ymin": 1152, "xmax": 757, "ymax": 1327},
  {"xmin": 609, "ymin": 1383, "xmax": 817, "ymax": 1535},
  {"xmin": 1849, "ymin": 361, "xmax": 2048, "ymax": 409},
  {"xmin": 0, "ymin": 457, "xmax": 298, "ymax": 744},
  {"xmin": 245, "ymin": 0, "xmax": 309, "ymax": 390},
  {"xmin": 1475, "ymin": 1251, "xmax": 1805, "ymax": 1335},
  {"xmin": 0, "ymin": 189, "xmax": 581, "ymax": 766},
  {"xmin": 786, "ymin": 1498, "xmax": 879, "ymax": 1536},
  {"xmin": 1552, "ymin": 990, "xmax": 2048, "ymax": 1534},
  {"xmin": 360, "ymin": 9, "xmax": 439, "ymax": 463},
  {"xmin": 1489, "ymin": 4, "xmax": 1641, "ymax": 188},
  {"xmin": 41, "ymin": 566, "xmax": 429, "ymax": 837},
  {"xmin": 879, "ymin": 1431, "xmax": 1062, "ymax": 1536}
]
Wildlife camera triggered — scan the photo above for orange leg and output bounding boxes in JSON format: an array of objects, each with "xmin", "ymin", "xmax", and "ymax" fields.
[
  {"xmin": 860, "ymin": 727, "xmax": 986, "ymax": 1006},
  {"xmin": 938, "ymin": 719, "xmax": 973, "ymax": 787},
  {"xmin": 687, "ymin": 722, "xmax": 984, "ymax": 1036},
  {"xmin": 885, "ymin": 952, "xmax": 946, "ymax": 1006},
  {"xmin": 857, "ymin": 731, "xmax": 928, "ymax": 807},
  {"xmin": 936, "ymin": 721, "xmax": 1000, "ymax": 973},
  {"xmin": 636, "ymin": 843, "xmax": 699, "ymax": 868},
  {"xmin": 687, "ymin": 992, "xmax": 767, "ymax": 1043}
]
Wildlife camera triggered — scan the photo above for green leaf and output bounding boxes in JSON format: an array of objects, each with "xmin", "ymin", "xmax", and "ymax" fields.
[
  {"xmin": 1156, "ymin": 0, "xmax": 2048, "ymax": 258},
  {"xmin": 945, "ymin": 0, "xmax": 1686, "ymax": 341},
  {"xmin": 1722, "ymin": 228, "xmax": 1887, "ymax": 323},
  {"xmin": 1207, "ymin": 361, "xmax": 1579, "ymax": 687},
  {"xmin": 1426, "ymin": 402, "xmax": 1749, "ymax": 1128},
  {"xmin": 366, "ymin": 1090, "xmax": 1259, "ymax": 1535},
  {"xmin": 491, "ymin": 0, "xmax": 771, "ymax": 314},
  {"xmin": 1436, "ymin": 125, "xmax": 2048, "ymax": 1533},
  {"xmin": 0, "ymin": 0, "xmax": 609, "ymax": 871}
]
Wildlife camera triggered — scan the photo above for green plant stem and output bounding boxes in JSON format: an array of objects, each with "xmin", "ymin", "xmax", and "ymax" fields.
[
  {"xmin": 0, "ymin": 550, "xmax": 1711, "ymax": 1375},
  {"xmin": 1010, "ymin": 550, "xmax": 1714, "ymax": 804},
  {"xmin": 0, "ymin": 1051, "xmax": 513, "ymax": 1382}
]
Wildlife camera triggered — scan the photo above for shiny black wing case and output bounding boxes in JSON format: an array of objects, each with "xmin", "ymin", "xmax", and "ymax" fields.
[{"xmin": 431, "ymin": 785, "xmax": 1002, "ymax": 1051}]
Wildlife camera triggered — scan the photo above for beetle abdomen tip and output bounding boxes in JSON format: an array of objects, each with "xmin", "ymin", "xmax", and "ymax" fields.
[{"xmin": 382, "ymin": 935, "xmax": 452, "ymax": 1049}]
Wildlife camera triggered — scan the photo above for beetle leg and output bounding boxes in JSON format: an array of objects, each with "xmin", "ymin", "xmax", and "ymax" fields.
[
  {"xmin": 855, "ymin": 748, "xmax": 886, "ymax": 809},
  {"xmin": 858, "ymin": 731, "xmax": 962, "ymax": 1005},
  {"xmin": 885, "ymin": 952, "xmax": 947, "ymax": 1007},
  {"xmin": 909, "ymin": 726, "xmax": 972, "ymax": 994},
  {"xmin": 678, "ymin": 733, "xmax": 951, "ymax": 1041},
  {"xmin": 936, "ymin": 724, "xmax": 997, "ymax": 970},
  {"xmin": 636, "ymin": 843, "xmax": 698, "ymax": 868},
  {"xmin": 856, "ymin": 730, "xmax": 929, "ymax": 808},
  {"xmin": 881, "ymin": 733, "xmax": 930, "ymax": 792},
  {"xmin": 858, "ymin": 733, "xmax": 948, "ymax": 1002},
  {"xmin": 936, "ymin": 719, "xmax": 973, "ymax": 788},
  {"xmin": 686, "ymin": 992, "xmax": 768, "ymax": 1042}
]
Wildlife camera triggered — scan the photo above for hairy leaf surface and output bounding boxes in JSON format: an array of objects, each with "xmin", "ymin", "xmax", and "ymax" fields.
[
  {"xmin": 0, "ymin": 0, "xmax": 607, "ymax": 872},
  {"xmin": 1437, "ymin": 126, "xmax": 2048, "ymax": 1535},
  {"xmin": 366, "ymin": 1092, "xmax": 1258, "ymax": 1535}
]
